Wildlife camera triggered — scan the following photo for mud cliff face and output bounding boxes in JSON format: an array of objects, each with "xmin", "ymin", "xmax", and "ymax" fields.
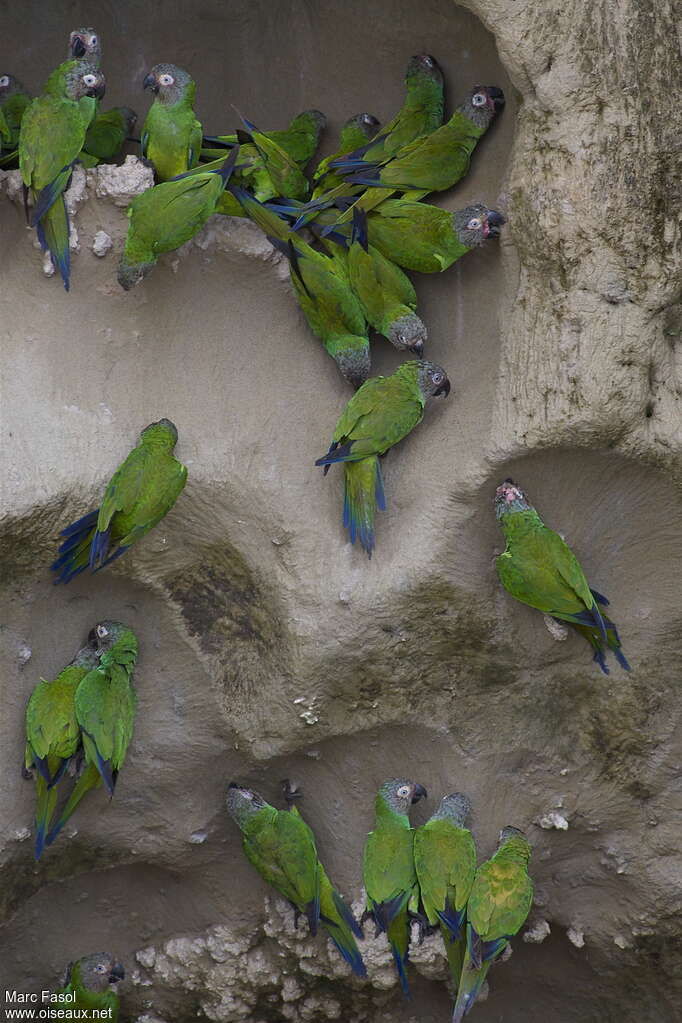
[{"xmin": 1, "ymin": 0, "xmax": 681, "ymax": 1021}]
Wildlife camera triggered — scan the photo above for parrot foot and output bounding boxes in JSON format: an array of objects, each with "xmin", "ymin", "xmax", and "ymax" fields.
[
  {"xmin": 21, "ymin": 765, "xmax": 33, "ymax": 781},
  {"xmin": 409, "ymin": 910, "xmax": 431, "ymax": 946},
  {"xmin": 281, "ymin": 778, "xmax": 303, "ymax": 809}
]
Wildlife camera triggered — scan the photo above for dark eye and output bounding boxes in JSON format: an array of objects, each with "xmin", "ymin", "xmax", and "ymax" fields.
[
  {"xmin": 472, "ymin": 92, "xmax": 487, "ymax": 107},
  {"xmin": 467, "ymin": 217, "xmax": 482, "ymax": 230},
  {"xmin": 432, "ymin": 371, "xmax": 443, "ymax": 384},
  {"xmin": 95, "ymin": 965, "xmax": 106, "ymax": 974},
  {"xmin": 96, "ymin": 624, "xmax": 109, "ymax": 639},
  {"xmin": 159, "ymin": 74, "xmax": 175, "ymax": 86},
  {"xmin": 0, "ymin": 75, "xmax": 9, "ymax": 87},
  {"xmin": 82, "ymin": 73, "xmax": 98, "ymax": 87},
  {"xmin": 397, "ymin": 785, "xmax": 410, "ymax": 798}
]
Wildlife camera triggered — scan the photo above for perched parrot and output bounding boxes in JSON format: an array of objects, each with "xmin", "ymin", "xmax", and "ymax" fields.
[
  {"xmin": 413, "ymin": 793, "xmax": 477, "ymax": 995},
  {"xmin": 233, "ymin": 118, "xmax": 310, "ymax": 202},
  {"xmin": 56, "ymin": 954, "xmax": 125, "ymax": 1022},
  {"xmin": 24, "ymin": 641, "xmax": 100, "ymax": 860},
  {"xmin": 46, "ymin": 621, "xmax": 139, "ymax": 846},
  {"xmin": 346, "ymin": 207, "xmax": 427, "ymax": 354},
  {"xmin": 452, "ymin": 827, "xmax": 533, "ymax": 1022},
  {"xmin": 19, "ymin": 61, "xmax": 105, "ymax": 289},
  {"xmin": 494, "ymin": 479, "xmax": 631, "ymax": 674},
  {"xmin": 117, "ymin": 149, "xmax": 239, "ymax": 289},
  {"xmin": 232, "ymin": 186, "xmax": 370, "ymax": 387},
  {"xmin": 312, "ymin": 112, "xmax": 381, "ymax": 196},
  {"xmin": 366, "ymin": 200, "xmax": 505, "ymax": 273},
  {"xmin": 141, "ymin": 63, "xmax": 202, "ymax": 181},
  {"xmin": 0, "ymin": 73, "xmax": 31, "ymax": 156},
  {"xmin": 362, "ymin": 778, "xmax": 427, "ymax": 996},
  {"xmin": 315, "ymin": 360, "xmax": 450, "ymax": 557},
  {"xmin": 43, "ymin": 26, "xmax": 102, "ymax": 97},
  {"xmin": 203, "ymin": 108, "xmax": 326, "ymax": 169},
  {"xmin": 81, "ymin": 106, "xmax": 137, "ymax": 164},
  {"xmin": 51, "ymin": 419, "xmax": 187, "ymax": 582},
  {"xmin": 226, "ymin": 783, "xmax": 366, "ymax": 976}
]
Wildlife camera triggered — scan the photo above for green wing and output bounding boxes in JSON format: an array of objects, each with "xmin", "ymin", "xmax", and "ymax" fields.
[
  {"xmin": 242, "ymin": 806, "xmax": 320, "ymax": 918},
  {"xmin": 467, "ymin": 859, "xmax": 533, "ymax": 941},
  {"xmin": 19, "ymin": 95, "xmax": 86, "ymax": 188},
  {"xmin": 363, "ymin": 822, "xmax": 416, "ymax": 906},
  {"xmin": 497, "ymin": 523, "xmax": 596, "ymax": 620},
  {"xmin": 96, "ymin": 441, "xmax": 187, "ymax": 544},
  {"xmin": 75, "ymin": 664, "xmax": 136, "ymax": 782},
  {"xmin": 332, "ymin": 374, "xmax": 423, "ymax": 456},
  {"xmin": 414, "ymin": 820, "xmax": 476, "ymax": 924}
]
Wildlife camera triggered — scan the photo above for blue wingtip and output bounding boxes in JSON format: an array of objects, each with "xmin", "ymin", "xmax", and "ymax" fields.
[
  {"xmin": 391, "ymin": 943, "xmax": 410, "ymax": 998},
  {"xmin": 34, "ymin": 822, "xmax": 47, "ymax": 861}
]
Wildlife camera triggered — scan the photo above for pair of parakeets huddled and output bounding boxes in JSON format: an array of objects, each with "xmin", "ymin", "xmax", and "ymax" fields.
[
  {"xmin": 48, "ymin": 954, "xmax": 125, "ymax": 1022},
  {"xmin": 24, "ymin": 620, "xmax": 138, "ymax": 859},
  {"xmin": 49, "ymin": 419, "xmax": 630, "ymax": 673},
  {"xmin": 227, "ymin": 778, "xmax": 533, "ymax": 1020}
]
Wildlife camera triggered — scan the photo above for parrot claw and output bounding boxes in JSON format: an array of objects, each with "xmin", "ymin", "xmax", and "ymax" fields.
[
  {"xmin": 409, "ymin": 910, "xmax": 431, "ymax": 945},
  {"xmin": 21, "ymin": 765, "xmax": 33, "ymax": 781},
  {"xmin": 281, "ymin": 778, "xmax": 303, "ymax": 808}
]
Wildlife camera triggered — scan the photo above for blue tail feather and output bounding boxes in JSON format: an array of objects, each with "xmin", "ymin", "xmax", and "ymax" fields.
[
  {"xmin": 36, "ymin": 206, "xmax": 71, "ymax": 292},
  {"xmin": 351, "ymin": 207, "xmax": 369, "ymax": 251},
  {"xmin": 332, "ymin": 888, "xmax": 364, "ymax": 939},
  {"xmin": 375, "ymin": 460, "xmax": 386, "ymax": 511},
  {"xmin": 59, "ymin": 509, "xmax": 99, "ymax": 537},
  {"xmin": 390, "ymin": 943, "xmax": 410, "ymax": 998},
  {"xmin": 89, "ymin": 527, "xmax": 112, "ymax": 569},
  {"xmin": 92, "ymin": 544, "xmax": 129, "ymax": 572},
  {"xmin": 315, "ymin": 440, "xmax": 354, "ymax": 467},
  {"xmin": 590, "ymin": 588, "xmax": 610, "ymax": 606},
  {"xmin": 30, "ymin": 165, "xmax": 73, "ymax": 225},
  {"xmin": 436, "ymin": 900, "xmax": 465, "ymax": 942}
]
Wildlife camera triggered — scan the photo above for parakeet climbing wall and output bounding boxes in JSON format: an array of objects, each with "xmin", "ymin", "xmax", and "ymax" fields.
[{"xmin": 1, "ymin": 0, "xmax": 681, "ymax": 1021}]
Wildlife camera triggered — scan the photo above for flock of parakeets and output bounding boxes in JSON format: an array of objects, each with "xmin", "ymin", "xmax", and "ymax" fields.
[
  {"xmin": 226, "ymin": 779, "xmax": 533, "ymax": 1021},
  {"xmin": 12, "ymin": 21, "xmax": 632, "ymax": 1023}
]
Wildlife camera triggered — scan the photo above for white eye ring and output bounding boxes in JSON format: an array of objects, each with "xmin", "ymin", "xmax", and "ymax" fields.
[
  {"xmin": 467, "ymin": 217, "xmax": 482, "ymax": 230},
  {"xmin": 96, "ymin": 624, "xmax": 109, "ymax": 639},
  {"xmin": 90, "ymin": 35, "xmax": 98, "ymax": 45},
  {"xmin": 0, "ymin": 75, "xmax": 9, "ymax": 87},
  {"xmin": 432, "ymin": 372, "xmax": 443, "ymax": 384},
  {"xmin": 95, "ymin": 964, "xmax": 107, "ymax": 973},
  {"xmin": 159, "ymin": 74, "xmax": 175, "ymax": 86},
  {"xmin": 397, "ymin": 785, "xmax": 410, "ymax": 798},
  {"xmin": 472, "ymin": 92, "xmax": 486, "ymax": 106},
  {"xmin": 82, "ymin": 74, "xmax": 98, "ymax": 87}
]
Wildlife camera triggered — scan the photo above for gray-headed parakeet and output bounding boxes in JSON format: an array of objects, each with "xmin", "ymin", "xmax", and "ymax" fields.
[
  {"xmin": 19, "ymin": 61, "xmax": 105, "ymax": 289},
  {"xmin": 366, "ymin": 200, "xmax": 505, "ymax": 273},
  {"xmin": 232, "ymin": 186, "xmax": 371, "ymax": 387},
  {"xmin": 494, "ymin": 479, "xmax": 631, "ymax": 674},
  {"xmin": 315, "ymin": 360, "xmax": 450, "ymax": 557},
  {"xmin": 46, "ymin": 621, "xmax": 139, "ymax": 846},
  {"xmin": 51, "ymin": 419, "xmax": 187, "ymax": 582},
  {"xmin": 312, "ymin": 112, "xmax": 380, "ymax": 197},
  {"xmin": 346, "ymin": 207, "xmax": 427, "ymax": 354},
  {"xmin": 452, "ymin": 827, "xmax": 533, "ymax": 1022},
  {"xmin": 414, "ymin": 793, "xmax": 476, "ymax": 996},
  {"xmin": 362, "ymin": 778, "xmax": 427, "ymax": 996},
  {"xmin": 117, "ymin": 149, "xmax": 238, "ymax": 289},
  {"xmin": 56, "ymin": 954, "xmax": 125, "ymax": 1022},
  {"xmin": 142, "ymin": 63, "xmax": 202, "ymax": 181},
  {"xmin": 24, "ymin": 640, "xmax": 100, "ymax": 859},
  {"xmin": 226, "ymin": 783, "xmax": 366, "ymax": 976}
]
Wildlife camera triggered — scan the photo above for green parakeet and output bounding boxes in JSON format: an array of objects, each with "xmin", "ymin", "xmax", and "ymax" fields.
[
  {"xmin": 494, "ymin": 479, "xmax": 631, "ymax": 674},
  {"xmin": 19, "ymin": 61, "xmax": 105, "ymax": 290},
  {"xmin": 346, "ymin": 207, "xmax": 427, "ymax": 353},
  {"xmin": 452, "ymin": 827, "xmax": 533, "ymax": 1022},
  {"xmin": 24, "ymin": 641, "xmax": 100, "ymax": 860},
  {"xmin": 203, "ymin": 108, "xmax": 326, "ymax": 169},
  {"xmin": 315, "ymin": 360, "xmax": 450, "ymax": 557},
  {"xmin": 44, "ymin": 27, "xmax": 102, "ymax": 110},
  {"xmin": 142, "ymin": 63, "xmax": 202, "ymax": 181},
  {"xmin": 0, "ymin": 73, "xmax": 31, "ymax": 154},
  {"xmin": 56, "ymin": 953, "xmax": 125, "ymax": 1021},
  {"xmin": 51, "ymin": 419, "xmax": 187, "ymax": 582},
  {"xmin": 312, "ymin": 112, "xmax": 380, "ymax": 196},
  {"xmin": 47, "ymin": 621, "xmax": 139, "ymax": 846},
  {"xmin": 233, "ymin": 117, "xmax": 310, "ymax": 201},
  {"xmin": 366, "ymin": 200, "xmax": 505, "ymax": 273},
  {"xmin": 226, "ymin": 783, "xmax": 366, "ymax": 976},
  {"xmin": 362, "ymin": 778, "xmax": 427, "ymax": 996},
  {"xmin": 117, "ymin": 149, "xmax": 239, "ymax": 289},
  {"xmin": 82, "ymin": 106, "xmax": 137, "ymax": 164},
  {"xmin": 232, "ymin": 186, "xmax": 371, "ymax": 387},
  {"xmin": 413, "ymin": 793, "xmax": 477, "ymax": 995}
]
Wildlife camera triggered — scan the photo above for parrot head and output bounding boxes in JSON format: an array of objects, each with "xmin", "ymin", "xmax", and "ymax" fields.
[
  {"xmin": 434, "ymin": 792, "xmax": 472, "ymax": 825},
  {"xmin": 453, "ymin": 203, "xmax": 506, "ymax": 247},
  {"xmin": 141, "ymin": 418, "xmax": 179, "ymax": 447},
  {"xmin": 293, "ymin": 109, "xmax": 327, "ymax": 132},
  {"xmin": 117, "ymin": 258, "xmax": 157, "ymax": 292},
  {"xmin": 66, "ymin": 954, "xmax": 125, "ymax": 993},
  {"xmin": 336, "ymin": 343, "xmax": 371, "ymax": 390},
  {"xmin": 89, "ymin": 621, "xmax": 129, "ymax": 654},
  {"xmin": 64, "ymin": 62, "xmax": 106, "ymax": 102},
  {"xmin": 68, "ymin": 28, "xmax": 101, "ymax": 62},
  {"xmin": 388, "ymin": 313, "xmax": 428, "ymax": 355},
  {"xmin": 494, "ymin": 478, "xmax": 533, "ymax": 519},
  {"xmin": 378, "ymin": 778, "xmax": 428, "ymax": 815},
  {"xmin": 143, "ymin": 63, "xmax": 194, "ymax": 104},
  {"xmin": 406, "ymin": 54, "xmax": 444, "ymax": 86},
  {"xmin": 0, "ymin": 73, "xmax": 26, "ymax": 97},
  {"xmin": 354, "ymin": 112, "xmax": 380, "ymax": 135},
  {"xmin": 226, "ymin": 783, "xmax": 269, "ymax": 825},
  {"xmin": 461, "ymin": 85, "xmax": 505, "ymax": 128},
  {"xmin": 498, "ymin": 826, "xmax": 532, "ymax": 861},
  {"xmin": 411, "ymin": 360, "xmax": 450, "ymax": 399}
]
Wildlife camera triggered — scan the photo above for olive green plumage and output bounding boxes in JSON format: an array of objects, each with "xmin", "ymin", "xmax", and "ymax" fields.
[
  {"xmin": 51, "ymin": 419, "xmax": 187, "ymax": 581},
  {"xmin": 346, "ymin": 208, "xmax": 427, "ymax": 353},
  {"xmin": 226, "ymin": 784, "xmax": 366, "ymax": 976},
  {"xmin": 312, "ymin": 112, "xmax": 380, "ymax": 196},
  {"xmin": 315, "ymin": 360, "xmax": 450, "ymax": 557},
  {"xmin": 366, "ymin": 200, "xmax": 505, "ymax": 273},
  {"xmin": 203, "ymin": 108, "xmax": 326, "ymax": 168},
  {"xmin": 46, "ymin": 622, "xmax": 139, "ymax": 847},
  {"xmin": 233, "ymin": 187, "xmax": 371, "ymax": 387},
  {"xmin": 453, "ymin": 828, "xmax": 533, "ymax": 1022},
  {"xmin": 142, "ymin": 63, "xmax": 202, "ymax": 181},
  {"xmin": 494, "ymin": 479, "xmax": 631, "ymax": 674},
  {"xmin": 57, "ymin": 953, "xmax": 124, "ymax": 1022},
  {"xmin": 358, "ymin": 54, "xmax": 444, "ymax": 166},
  {"xmin": 24, "ymin": 642, "xmax": 100, "ymax": 860},
  {"xmin": 118, "ymin": 151, "xmax": 238, "ymax": 289},
  {"xmin": 362, "ymin": 779, "xmax": 427, "ymax": 996},
  {"xmin": 414, "ymin": 794, "xmax": 476, "ymax": 997},
  {"xmin": 19, "ymin": 61, "xmax": 105, "ymax": 290},
  {"xmin": 81, "ymin": 106, "xmax": 137, "ymax": 164},
  {"xmin": 0, "ymin": 73, "xmax": 31, "ymax": 160},
  {"xmin": 234, "ymin": 120, "xmax": 311, "ymax": 202}
]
